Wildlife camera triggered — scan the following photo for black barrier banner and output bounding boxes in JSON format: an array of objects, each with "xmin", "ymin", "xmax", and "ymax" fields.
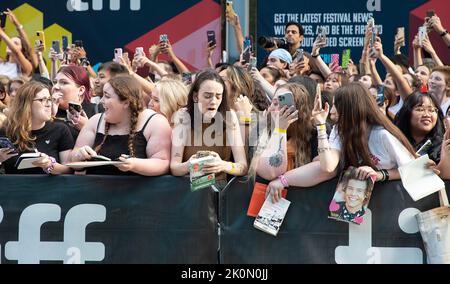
[
  {"xmin": 220, "ymin": 177, "xmax": 450, "ymax": 264},
  {"xmin": 0, "ymin": 176, "xmax": 218, "ymax": 264},
  {"xmin": 1, "ymin": 175, "xmax": 449, "ymax": 264}
]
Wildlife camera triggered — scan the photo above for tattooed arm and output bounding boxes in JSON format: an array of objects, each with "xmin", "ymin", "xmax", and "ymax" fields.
[{"xmin": 256, "ymin": 130, "xmax": 289, "ymax": 180}]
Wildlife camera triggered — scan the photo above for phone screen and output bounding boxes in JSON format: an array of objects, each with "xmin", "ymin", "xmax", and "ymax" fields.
[
  {"xmin": 68, "ymin": 102, "xmax": 82, "ymax": 115},
  {"xmin": 207, "ymin": 31, "xmax": 216, "ymax": 47},
  {"xmin": 52, "ymin": 41, "xmax": 61, "ymax": 54},
  {"xmin": 0, "ymin": 138, "xmax": 18, "ymax": 153}
]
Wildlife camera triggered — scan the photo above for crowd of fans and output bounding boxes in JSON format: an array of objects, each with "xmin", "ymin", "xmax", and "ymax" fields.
[{"xmin": 0, "ymin": 8, "xmax": 449, "ymax": 199}]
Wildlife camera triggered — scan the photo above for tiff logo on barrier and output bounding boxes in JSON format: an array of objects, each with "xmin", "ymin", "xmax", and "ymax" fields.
[
  {"xmin": 335, "ymin": 209, "xmax": 423, "ymax": 264},
  {"xmin": 3, "ymin": 204, "xmax": 106, "ymax": 264},
  {"xmin": 67, "ymin": 0, "xmax": 141, "ymax": 11}
]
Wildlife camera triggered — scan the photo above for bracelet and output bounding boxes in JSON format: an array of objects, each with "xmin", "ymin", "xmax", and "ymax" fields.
[
  {"xmin": 382, "ymin": 169, "xmax": 390, "ymax": 181},
  {"xmin": 278, "ymin": 174, "xmax": 289, "ymax": 188},
  {"xmin": 44, "ymin": 156, "xmax": 57, "ymax": 175},
  {"xmin": 311, "ymin": 53, "xmax": 320, "ymax": 58},
  {"xmin": 239, "ymin": 116, "xmax": 252, "ymax": 124},
  {"xmin": 440, "ymin": 30, "xmax": 448, "ymax": 37},
  {"xmin": 230, "ymin": 163, "xmax": 236, "ymax": 174},
  {"xmin": 274, "ymin": 128, "xmax": 287, "ymax": 134},
  {"xmin": 316, "ymin": 124, "xmax": 326, "ymax": 131}
]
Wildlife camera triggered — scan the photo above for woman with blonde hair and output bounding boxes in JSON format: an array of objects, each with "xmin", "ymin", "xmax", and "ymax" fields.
[
  {"xmin": 71, "ymin": 75, "xmax": 171, "ymax": 176},
  {"xmin": 0, "ymin": 81, "xmax": 74, "ymax": 174},
  {"xmin": 148, "ymin": 78, "xmax": 188, "ymax": 126}
]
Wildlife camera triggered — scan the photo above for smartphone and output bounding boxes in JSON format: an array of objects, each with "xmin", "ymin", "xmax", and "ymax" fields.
[
  {"xmin": 52, "ymin": 40, "xmax": 61, "ymax": 54},
  {"xmin": 317, "ymin": 26, "xmax": 327, "ymax": 41},
  {"xmin": 0, "ymin": 12, "xmax": 6, "ymax": 29},
  {"xmin": 278, "ymin": 92, "xmax": 295, "ymax": 108},
  {"xmin": 341, "ymin": 49, "xmax": 351, "ymax": 69},
  {"xmin": 36, "ymin": 31, "xmax": 46, "ymax": 46},
  {"xmin": 0, "ymin": 137, "xmax": 18, "ymax": 154},
  {"xmin": 418, "ymin": 26, "xmax": 427, "ymax": 45},
  {"xmin": 62, "ymin": 36, "xmax": 69, "ymax": 51},
  {"xmin": 248, "ymin": 57, "xmax": 257, "ymax": 72},
  {"xmin": 295, "ymin": 48, "xmax": 304, "ymax": 62},
  {"xmin": 376, "ymin": 85, "xmax": 385, "ymax": 107},
  {"xmin": 68, "ymin": 101, "xmax": 82, "ymax": 115},
  {"xmin": 114, "ymin": 48, "xmax": 123, "ymax": 63},
  {"xmin": 74, "ymin": 40, "xmax": 83, "ymax": 48},
  {"xmin": 370, "ymin": 26, "xmax": 378, "ymax": 48},
  {"xmin": 396, "ymin": 27, "xmax": 405, "ymax": 47},
  {"xmin": 135, "ymin": 47, "xmax": 144, "ymax": 58},
  {"xmin": 426, "ymin": 9, "xmax": 435, "ymax": 18},
  {"xmin": 242, "ymin": 37, "xmax": 252, "ymax": 63},
  {"xmin": 331, "ymin": 54, "xmax": 340, "ymax": 66},
  {"xmin": 182, "ymin": 72, "xmax": 193, "ymax": 85},
  {"xmin": 207, "ymin": 30, "xmax": 216, "ymax": 47},
  {"xmin": 226, "ymin": 1, "xmax": 236, "ymax": 17},
  {"xmin": 367, "ymin": 17, "xmax": 375, "ymax": 28},
  {"xmin": 159, "ymin": 34, "xmax": 169, "ymax": 43}
]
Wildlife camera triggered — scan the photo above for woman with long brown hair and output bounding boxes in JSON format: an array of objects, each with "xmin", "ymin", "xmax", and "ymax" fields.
[
  {"xmin": 314, "ymin": 83, "xmax": 416, "ymax": 181},
  {"xmin": 0, "ymin": 81, "xmax": 74, "ymax": 174},
  {"xmin": 70, "ymin": 75, "xmax": 171, "ymax": 176}
]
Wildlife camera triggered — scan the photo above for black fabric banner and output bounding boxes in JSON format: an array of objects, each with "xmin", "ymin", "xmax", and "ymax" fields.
[{"xmin": 0, "ymin": 175, "xmax": 448, "ymax": 264}]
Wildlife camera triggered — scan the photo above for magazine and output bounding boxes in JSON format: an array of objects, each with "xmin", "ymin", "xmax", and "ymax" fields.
[
  {"xmin": 189, "ymin": 155, "xmax": 216, "ymax": 191},
  {"xmin": 15, "ymin": 152, "xmax": 42, "ymax": 170},
  {"xmin": 254, "ymin": 196, "xmax": 290, "ymax": 237},
  {"xmin": 247, "ymin": 177, "xmax": 287, "ymax": 217},
  {"xmin": 328, "ymin": 167, "xmax": 374, "ymax": 225}
]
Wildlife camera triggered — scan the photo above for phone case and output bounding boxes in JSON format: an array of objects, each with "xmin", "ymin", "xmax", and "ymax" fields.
[
  {"xmin": 114, "ymin": 48, "xmax": 123, "ymax": 62},
  {"xmin": 36, "ymin": 31, "xmax": 46, "ymax": 46},
  {"xmin": 0, "ymin": 138, "xmax": 18, "ymax": 153},
  {"xmin": 52, "ymin": 41, "xmax": 61, "ymax": 53},
  {"xmin": 62, "ymin": 36, "xmax": 69, "ymax": 51},
  {"xmin": 278, "ymin": 92, "xmax": 295, "ymax": 108}
]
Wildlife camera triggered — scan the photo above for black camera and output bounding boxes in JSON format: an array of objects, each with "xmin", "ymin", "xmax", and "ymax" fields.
[{"xmin": 257, "ymin": 36, "xmax": 288, "ymax": 49}]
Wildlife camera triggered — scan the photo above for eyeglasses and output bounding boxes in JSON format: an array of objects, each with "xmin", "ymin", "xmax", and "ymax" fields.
[
  {"xmin": 33, "ymin": 97, "xmax": 58, "ymax": 105},
  {"xmin": 413, "ymin": 106, "xmax": 439, "ymax": 114}
]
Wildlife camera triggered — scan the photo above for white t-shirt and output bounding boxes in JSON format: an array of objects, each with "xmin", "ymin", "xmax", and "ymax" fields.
[
  {"xmin": 388, "ymin": 96, "xmax": 404, "ymax": 117},
  {"xmin": 0, "ymin": 62, "xmax": 19, "ymax": 79},
  {"xmin": 329, "ymin": 125, "xmax": 414, "ymax": 170}
]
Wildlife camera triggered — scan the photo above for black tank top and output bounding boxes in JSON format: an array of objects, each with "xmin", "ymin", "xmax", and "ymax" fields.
[{"xmin": 86, "ymin": 113, "xmax": 156, "ymax": 175}]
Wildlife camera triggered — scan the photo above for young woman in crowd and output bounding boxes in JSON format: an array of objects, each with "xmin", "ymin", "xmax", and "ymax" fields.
[
  {"xmin": 314, "ymin": 83, "xmax": 417, "ymax": 184},
  {"xmin": 251, "ymin": 83, "xmax": 317, "ymax": 181},
  {"xmin": 395, "ymin": 92, "xmax": 450, "ymax": 178},
  {"xmin": 70, "ymin": 75, "xmax": 171, "ymax": 176},
  {"xmin": 148, "ymin": 78, "xmax": 188, "ymax": 126},
  {"xmin": 428, "ymin": 66, "xmax": 450, "ymax": 114},
  {"xmin": 52, "ymin": 65, "xmax": 98, "ymax": 139},
  {"xmin": 0, "ymin": 11, "xmax": 33, "ymax": 78},
  {"xmin": 0, "ymin": 81, "xmax": 74, "ymax": 174},
  {"xmin": 170, "ymin": 70, "xmax": 248, "ymax": 187}
]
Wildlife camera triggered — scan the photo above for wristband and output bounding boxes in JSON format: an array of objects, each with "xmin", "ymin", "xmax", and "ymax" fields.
[
  {"xmin": 240, "ymin": 116, "xmax": 252, "ymax": 124},
  {"xmin": 311, "ymin": 53, "xmax": 320, "ymax": 58},
  {"xmin": 230, "ymin": 163, "xmax": 236, "ymax": 174},
  {"xmin": 440, "ymin": 30, "xmax": 448, "ymax": 37},
  {"xmin": 278, "ymin": 174, "xmax": 289, "ymax": 188},
  {"xmin": 316, "ymin": 124, "xmax": 326, "ymax": 131},
  {"xmin": 274, "ymin": 128, "xmax": 287, "ymax": 134},
  {"xmin": 44, "ymin": 156, "xmax": 57, "ymax": 174}
]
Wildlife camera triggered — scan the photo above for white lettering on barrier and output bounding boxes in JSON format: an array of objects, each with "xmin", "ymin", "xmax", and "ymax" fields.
[
  {"xmin": 5, "ymin": 204, "xmax": 106, "ymax": 264},
  {"xmin": 67, "ymin": 0, "xmax": 141, "ymax": 11},
  {"xmin": 335, "ymin": 209, "xmax": 423, "ymax": 264}
]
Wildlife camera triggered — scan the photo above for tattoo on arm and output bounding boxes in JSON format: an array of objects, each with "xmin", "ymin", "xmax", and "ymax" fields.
[{"xmin": 269, "ymin": 137, "xmax": 284, "ymax": 168}]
